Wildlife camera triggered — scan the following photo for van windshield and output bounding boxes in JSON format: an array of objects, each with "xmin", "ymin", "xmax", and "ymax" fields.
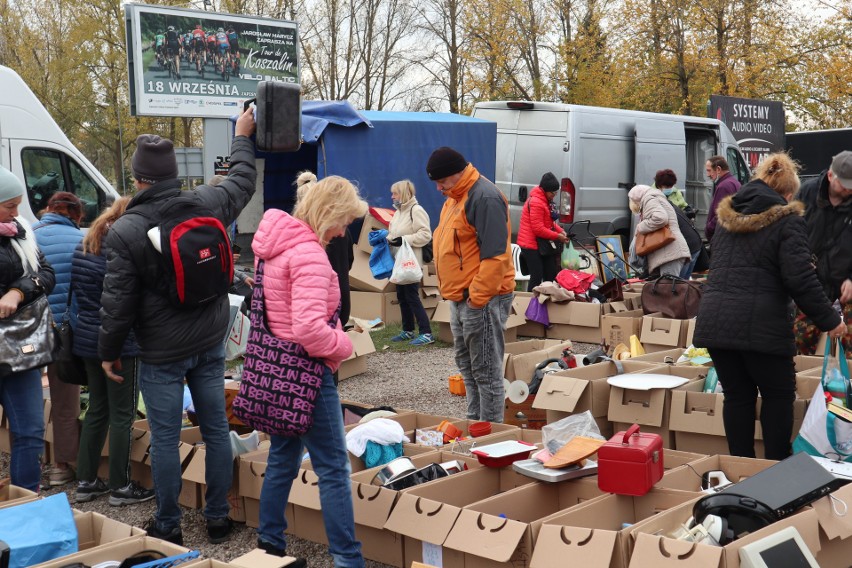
[{"xmin": 22, "ymin": 147, "xmax": 105, "ymax": 227}]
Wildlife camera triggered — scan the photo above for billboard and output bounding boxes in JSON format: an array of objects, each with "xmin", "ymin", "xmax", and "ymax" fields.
[
  {"xmin": 709, "ymin": 95, "xmax": 785, "ymax": 169},
  {"xmin": 125, "ymin": 4, "xmax": 298, "ymax": 118}
]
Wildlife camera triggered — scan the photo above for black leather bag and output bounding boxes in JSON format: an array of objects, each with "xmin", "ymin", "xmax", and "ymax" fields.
[
  {"xmin": 537, "ymin": 237, "xmax": 563, "ymax": 257},
  {"xmin": 253, "ymin": 81, "xmax": 302, "ymax": 153},
  {"xmin": 641, "ymin": 275, "xmax": 704, "ymax": 319},
  {"xmin": 54, "ymin": 288, "xmax": 87, "ymax": 385},
  {"xmin": 0, "ymin": 292, "xmax": 56, "ymax": 378}
]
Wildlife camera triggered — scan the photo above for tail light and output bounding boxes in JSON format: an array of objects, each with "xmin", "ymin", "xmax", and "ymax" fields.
[{"xmin": 559, "ymin": 177, "xmax": 575, "ymax": 223}]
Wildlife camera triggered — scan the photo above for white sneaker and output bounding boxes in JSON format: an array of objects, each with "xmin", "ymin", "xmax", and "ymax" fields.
[{"xmin": 230, "ymin": 430, "xmax": 260, "ymax": 459}]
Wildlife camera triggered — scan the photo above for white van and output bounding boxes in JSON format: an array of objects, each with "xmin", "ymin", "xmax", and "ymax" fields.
[
  {"xmin": 0, "ymin": 65, "xmax": 121, "ymax": 226},
  {"xmin": 471, "ymin": 101, "xmax": 750, "ymax": 241}
]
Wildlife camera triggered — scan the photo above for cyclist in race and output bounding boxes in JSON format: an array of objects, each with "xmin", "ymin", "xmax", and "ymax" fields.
[
  {"xmin": 165, "ymin": 25, "xmax": 182, "ymax": 79},
  {"xmin": 226, "ymin": 26, "xmax": 240, "ymax": 73},
  {"xmin": 215, "ymin": 27, "xmax": 231, "ymax": 77},
  {"xmin": 192, "ymin": 24, "xmax": 207, "ymax": 72},
  {"xmin": 206, "ymin": 29, "xmax": 218, "ymax": 68},
  {"xmin": 152, "ymin": 31, "xmax": 166, "ymax": 69}
]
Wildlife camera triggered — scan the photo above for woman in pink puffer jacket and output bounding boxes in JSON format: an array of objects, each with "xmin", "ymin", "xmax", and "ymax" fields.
[{"xmin": 252, "ymin": 176, "xmax": 368, "ymax": 567}]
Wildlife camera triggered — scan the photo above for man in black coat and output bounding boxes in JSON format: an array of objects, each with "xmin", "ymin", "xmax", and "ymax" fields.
[
  {"xmin": 98, "ymin": 107, "xmax": 257, "ymax": 546},
  {"xmin": 794, "ymin": 151, "xmax": 852, "ymax": 355}
]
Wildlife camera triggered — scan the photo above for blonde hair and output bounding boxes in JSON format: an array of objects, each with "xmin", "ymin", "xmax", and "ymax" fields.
[
  {"xmin": 82, "ymin": 196, "xmax": 131, "ymax": 256},
  {"xmin": 295, "ymin": 170, "xmax": 318, "ymax": 203},
  {"xmin": 390, "ymin": 179, "xmax": 415, "ymax": 203},
  {"xmin": 754, "ymin": 153, "xmax": 800, "ymax": 198},
  {"xmin": 293, "ymin": 175, "xmax": 368, "ymax": 246}
]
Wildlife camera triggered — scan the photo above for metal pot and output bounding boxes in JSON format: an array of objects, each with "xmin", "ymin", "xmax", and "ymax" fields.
[{"xmin": 371, "ymin": 457, "xmax": 417, "ymax": 486}]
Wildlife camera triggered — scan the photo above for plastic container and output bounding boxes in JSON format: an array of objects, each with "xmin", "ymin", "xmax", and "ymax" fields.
[
  {"xmin": 448, "ymin": 373, "xmax": 466, "ymax": 396},
  {"xmin": 468, "ymin": 421, "xmax": 492, "ymax": 437},
  {"xmin": 471, "ymin": 440, "xmax": 536, "ymax": 468}
]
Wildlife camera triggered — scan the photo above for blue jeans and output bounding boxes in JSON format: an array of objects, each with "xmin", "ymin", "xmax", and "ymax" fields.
[
  {"xmin": 139, "ymin": 343, "xmax": 232, "ymax": 532},
  {"xmin": 680, "ymin": 249, "xmax": 700, "ymax": 279},
  {"xmin": 0, "ymin": 367, "xmax": 44, "ymax": 491},
  {"xmin": 450, "ymin": 293, "xmax": 513, "ymax": 422},
  {"xmin": 258, "ymin": 367, "xmax": 363, "ymax": 567}
]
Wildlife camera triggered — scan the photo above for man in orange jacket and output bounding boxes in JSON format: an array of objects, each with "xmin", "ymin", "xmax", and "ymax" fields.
[{"xmin": 428, "ymin": 147, "xmax": 515, "ymax": 422}]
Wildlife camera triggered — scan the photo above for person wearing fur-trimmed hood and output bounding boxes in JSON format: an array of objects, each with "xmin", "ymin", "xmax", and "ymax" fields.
[{"xmin": 694, "ymin": 153, "xmax": 846, "ymax": 461}]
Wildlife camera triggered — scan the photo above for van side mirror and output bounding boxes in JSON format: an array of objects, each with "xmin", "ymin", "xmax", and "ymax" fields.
[{"xmin": 519, "ymin": 186, "xmax": 528, "ymax": 202}]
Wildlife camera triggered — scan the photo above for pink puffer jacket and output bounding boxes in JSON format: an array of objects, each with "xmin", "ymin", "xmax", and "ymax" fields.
[{"xmin": 252, "ymin": 209, "xmax": 352, "ymax": 371}]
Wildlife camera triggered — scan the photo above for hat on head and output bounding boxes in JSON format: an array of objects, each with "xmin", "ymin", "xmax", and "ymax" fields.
[
  {"xmin": 0, "ymin": 166, "xmax": 25, "ymax": 203},
  {"xmin": 427, "ymin": 147, "xmax": 468, "ymax": 180},
  {"xmin": 540, "ymin": 172, "xmax": 559, "ymax": 193},
  {"xmin": 830, "ymin": 151, "xmax": 852, "ymax": 189},
  {"xmin": 131, "ymin": 134, "xmax": 179, "ymax": 184}
]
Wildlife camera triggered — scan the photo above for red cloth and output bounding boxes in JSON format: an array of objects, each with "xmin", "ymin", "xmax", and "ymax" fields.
[
  {"xmin": 556, "ymin": 269, "xmax": 596, "ymax": 294},
  {"xmin": 516, "ymin": 187, "xmax": 563, "ymax": 249}
]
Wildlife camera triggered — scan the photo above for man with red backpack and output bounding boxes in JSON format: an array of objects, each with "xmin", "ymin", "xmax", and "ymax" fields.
[{"xmin": 98, "ymin": 106, "xmax": 257, "ymax": 546}]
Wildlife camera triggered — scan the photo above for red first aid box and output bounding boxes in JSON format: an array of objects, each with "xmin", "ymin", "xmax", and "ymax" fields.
[{"xmin": 597, "ymin": 423, "xmax": 663, "ymax": 496}]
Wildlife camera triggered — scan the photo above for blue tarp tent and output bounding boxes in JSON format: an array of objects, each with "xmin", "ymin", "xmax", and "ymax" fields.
[{"xmin": 255, "ymin": 101, "xmax": 497, "ymax": 229}]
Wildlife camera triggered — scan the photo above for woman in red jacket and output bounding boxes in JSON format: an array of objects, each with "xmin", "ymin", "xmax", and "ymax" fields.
[{"xmin": 516, "ymin": 172, "xmax": 568, "ymax": 289}]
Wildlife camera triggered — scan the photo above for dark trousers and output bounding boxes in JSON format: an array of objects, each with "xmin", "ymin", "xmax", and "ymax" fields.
[
  {"xmin": 396, "ymin": 283, "xmax": 432, "ymax": 335},
  {"xmin": 709, "ymin": 348, "xmax": 796, "ymax": 460},
  {"xmin": 521, "ymin": 247, "xmax": 560, "ymax": 290}
]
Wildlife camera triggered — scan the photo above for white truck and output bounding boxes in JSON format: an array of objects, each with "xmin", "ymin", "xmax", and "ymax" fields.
[
  {"xmin": 471, "ymin": 101, "xmax": 751, "ymax": 241},
  {"xmin": 0, "ymin": 65, "xmax": 121, "ymax": 225}
]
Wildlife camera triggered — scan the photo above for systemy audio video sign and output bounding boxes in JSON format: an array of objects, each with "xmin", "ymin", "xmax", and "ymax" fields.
[
  {"xmin": 125, "ymin": 4, "xmax": 298, "ymax": 118},
  {"xmin": 709, "ymin": 95, "xmax": 785, "ymax": 169}
]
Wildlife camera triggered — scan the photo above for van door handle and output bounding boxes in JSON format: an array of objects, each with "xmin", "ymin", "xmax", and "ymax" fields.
[{"xmin": 519, "ymin": 186, "xmax": 528, "ymax": 202}]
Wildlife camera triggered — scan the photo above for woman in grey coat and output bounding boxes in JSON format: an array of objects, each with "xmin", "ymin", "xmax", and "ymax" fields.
[{"xmin": 628, "ymin": 184, "xmax": 691, "ymax": 277}]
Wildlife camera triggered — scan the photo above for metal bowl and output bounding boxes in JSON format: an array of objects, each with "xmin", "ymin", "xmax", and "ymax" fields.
[{"xmin": 371, "ymin": 457, "xmax": 417, "ymax": 486}]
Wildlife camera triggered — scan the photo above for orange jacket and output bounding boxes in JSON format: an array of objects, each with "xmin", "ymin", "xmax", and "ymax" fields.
[{"xmin": 434, "ymin": 165, "xmax": 515, "ymax": 306}]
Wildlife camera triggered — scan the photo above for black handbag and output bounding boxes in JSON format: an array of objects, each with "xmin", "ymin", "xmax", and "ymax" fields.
[
  {"xmin": 54, "ymin": 288, "xmax": 87, "ymax": 386},
  {"xmin": 641, "ymin": 275, "xmax": 705, "ymax": 319},
  {"xmin": 527, "ymin": 201, "xmax": 564, "ymax": 257},
  {"xmin": 0, "ymin": 290, "xmax": 56, "ymax": 378}
]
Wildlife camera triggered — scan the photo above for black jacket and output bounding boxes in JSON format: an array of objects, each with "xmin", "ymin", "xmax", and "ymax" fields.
[
  {"xmin": 798, "ymin": 170, "xmax": 852, "ymax": 302},
  {"xmin": 98, "ymin": 136, "xmax": 257, "ymax": 364},
  {"xmin": 0, "ymin": 220, "xmax": 55, "ymax": 304},
  {"xmin": 694, "ymin": 180, "xmax": 840, "ymax": 356},
  {"xmin": 673, "ymin": 204, "xmax": 702, "ymax": 254}
]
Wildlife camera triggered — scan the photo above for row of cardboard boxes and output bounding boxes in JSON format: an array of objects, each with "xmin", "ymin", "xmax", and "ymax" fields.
[{"xmin": 0, "ymin": 484, "xmax": 291, "ymax": 567}]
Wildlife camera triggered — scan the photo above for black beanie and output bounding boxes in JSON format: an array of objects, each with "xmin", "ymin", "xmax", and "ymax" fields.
[
  {"xmin": 539, "ymin": 172, "xmax": 559, "ymax": 192},
  {"xmin": 426, "ymin": 147, "xmax": 468, "ymax": 180},
  {"xmin": 132, "ymin": 134, "xmax": 179, "ymax": 184}
]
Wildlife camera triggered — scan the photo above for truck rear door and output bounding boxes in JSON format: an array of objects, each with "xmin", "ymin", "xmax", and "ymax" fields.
[{"xmin": 634, "ymin": 119, "xmax": 687, "ymax": 187}]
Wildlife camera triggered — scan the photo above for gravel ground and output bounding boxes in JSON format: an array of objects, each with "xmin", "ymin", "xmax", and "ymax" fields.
[{"xmin": 3, "ymin": 339, "xmax": 598, "ymax": 566}]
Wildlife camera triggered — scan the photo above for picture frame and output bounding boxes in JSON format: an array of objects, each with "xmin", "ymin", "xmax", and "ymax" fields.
[{"xmin": 596, "ymin": 235, "xmax": 628, "ymax": 283}]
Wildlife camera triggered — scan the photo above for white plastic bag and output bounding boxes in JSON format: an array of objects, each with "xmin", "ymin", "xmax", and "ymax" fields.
[
  {"xmin": 389, "ymin": 239, "xmax": 423, "ymax": 285},
  {"xmin": 225, "ymin": 293, "xmax": 249, "ymax": 360}
]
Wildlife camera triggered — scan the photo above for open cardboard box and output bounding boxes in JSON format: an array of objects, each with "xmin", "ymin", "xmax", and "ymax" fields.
[
  {"xmin": 601, "ymin": 309, "xmax": 648, "ymax": 351},
  {"xmin": 230, "ymin": 549, "xmax": 307, "ymax": 568},
  {"xmin": 356, "ymin": 208, "xmax": 394, "ymax": 255},
  {"xmin": 657, "ymin": 454, "xmax": 777, "ymax": 492},
  {"xmin": 664, "ymin": 449, "xmax": 709, "ymax": 471},
  {"xmin": 0, "ymin": 483, "xmax": 37, "ymax": 510},
  {"xmin": 504, "ymin": 339, "xmax": 574, "ymax": 383},
  {"xmin": 385, "ymin": 466, "xmax": 540, "ymax": 568},
  {"xmin": 33, "ymin": 536, "xmax": 189, "ymax": 568},
  {"xmin": 184, "ymin": 446, "xmax": 245, "ymax": 522},
  {"xmin": 608, "ymin": 365, "xmax": 708, "ymax": 449},
  {"xmin": 237, "ymin": 448, "xmax": 296, "ymax": 532},
  {"xmin": 811, "ymin": 481, "xmax": 852, "ymax": 567},
  {"xmin": 545, "ymin": 301, "xmax": 606, "ymax": 343},
  {"xmin": 639, "ymin": 316, "xmax": 690, "ymax": 353},
  {"xmin": 350, "ymin": 246, "xmax": 396, "ymax": 293},
  {"xmin": 530, "ymin": 488, "xmax": 699, "ymax": 568},
  {"xmin": 533, "ymin": 361, "xmax": 663, "ymax": 438},
  {"xmin": 442, "ymin": 479, "xmax": 611, "ymax": 568},
  {"xmin": 339, "ymin": 327, "xmax": 377, "ymax": 380},
  {"xmin": 629, "ymin": 348, "xmax": 686, "ymax": 365},
  {"xmin": 626, "ymin": 498, "xmax": 821, "ymax": 568},
  {"xmin": 349, "ymin": 290, "xmax": 401, "ymax": 325}
]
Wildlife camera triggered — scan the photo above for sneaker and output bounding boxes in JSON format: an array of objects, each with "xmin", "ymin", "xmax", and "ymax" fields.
[
  {"xmin": 76, "ymin": 478, "xmax": 109, "ymax": 503},
  {"xmin": 109, "ymin": 481, "xmax": 156, "ymax": 506},
  {"xmin": 391, "ymin": 330, "xmax": 415, "ymax": 342},
  {"xmin": 48, "ymin": 467, "xmax": 75, "ymax": 487},
  {"xmin": 257, "ymin": 540, "xmax": 307, "ymax": 567},
  {"xmin": 409, "ymin": 333, "xmax": 435, "ymax": 346},
  {"xmin": 144, "ymin": 518, "xmax": 183, "ymax": 546},
  {"xmin": 207, "ymin": 517, "xmax": 234, "ymax": 544}
]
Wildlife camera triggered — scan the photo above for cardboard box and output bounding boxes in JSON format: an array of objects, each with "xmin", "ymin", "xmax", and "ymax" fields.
[
  {"xmin": 420, "ymin": 286, "xmax": 441, "ymax": 308},
  {"xmin": 545, "ymin": 301, "xmax": 604, "ymax": 343},
  {"xmin": 71, "ymin": 510, "xmax": 145, "ymax": 551},
  {"xmin": 0, "ymin": 484, "xmax": 37, "ymax": 510},
  {"xmin": 356, "ymin": 208, "xmax": 394, "ymax": 255},
  {"xmin": 422, "ymin": 263, "xmax": 439, "ymax": 288},
  {"xmin": 812, "ymin": 482, "xmax": 852, "ymax": 567},
  {"xmin": 639, "ymin": 316, "xmax": 689, "ymax": 352},
  {"xmin": 626, "ymin": 499, "xmax": 821, "ymax": 568},
  {"xmin": 504, "ymin": 339, "xmax": 574, "ymax": 383},
  {"xmin": 601, "ymin": 309, "xmax": 646, "ymax": 350},
  {"xmin": 442, "ymin": 479, "xmax": 609, "ymax": 568},
  {"xmin": 684, "ymin": 317, "xmax": 696, "ymax": 346},
  {"xmin": 33, "ymin": 536, "xmax": 189, "ymax": 568},
  {"xmin": 349, "ymin": 247, "xmax": 395, "ymax": 293},
  {"xmin": 505, "ymin": 396, "xmax": 548, "ymax": 430},
  {"xmin": 664, "ymin": 449, "xmax": 708, "ymax": 471},
  {"xmin": 385, "ymin": 466, "xmax": 539, "ymax": 568},
  {"xmin": 338, "ymin": 328, "xmax": 377, "ymax": 380},
  {"xmin": 431, "ymin": 300, "xmax": 454, "ymax": 343},
  {"xmin": 657, "ymin": 454, "xmax": 777, "ymax": 492},
  {"xmin": 230, "ymin": 549, "xmax": 306, "ymax": 568},
  {"xmin": 349, "ymin": 290, "xmax": 401, "ymax": 325},
  {"xmin": 530, "ymin": 489, "xmax": 699, "ymax": 568},
  {"xmin": 184, "ymin": 446, "xmax": 245, "ymax": 522},
  {"xmin": 629, "ymin": 348, "xmax": 686, "ymax": 364},
  {"xmin": 532, "ymin": 361, "xmax": 662, "ymax": 430},
  {"xmin": 608, "ymin": 366, "xmax": 708, "ymax": 449}
]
